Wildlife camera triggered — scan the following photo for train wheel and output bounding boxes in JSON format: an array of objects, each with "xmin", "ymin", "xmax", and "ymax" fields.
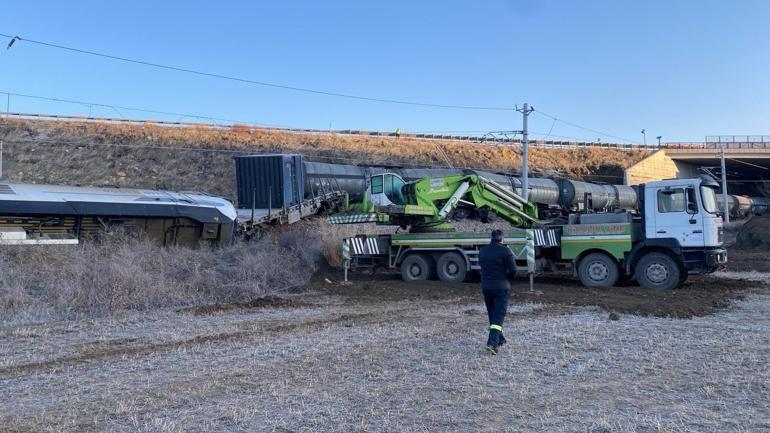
[{"xmin": 451, "ymin": 207, "xmax": 471, "ymax": 221}]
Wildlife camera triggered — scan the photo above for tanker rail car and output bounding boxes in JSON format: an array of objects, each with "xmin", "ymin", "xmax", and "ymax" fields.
[
  {"xmin": 297, "ymin": 156, "xmax": 767, "ymax": 220},
  {"xmin": 716, "ymin": 194, "xmax": 768, "ymax": 218},
  {"xmin": 0, "ymin": 182, "xmax": 237, "ymax": 247},
  {"xmin": 301, "ymin": 157, "xmax": 639, "ymax": 218}
]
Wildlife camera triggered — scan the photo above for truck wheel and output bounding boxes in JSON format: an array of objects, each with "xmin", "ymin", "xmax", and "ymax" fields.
[
  {"xmin": 577, "ymin": 253, "xmax": 619, "ymax": 288},
  {"xmin": 400, "ymin": 254, "xmax": 434, "ymax": 282},
  {"xmin": 634, "ymin": 252, "xmax": 682, "ymax": 290},
  {"xmin": 436, "ymin": 252, "xmax": 468, "ymax": 283}
]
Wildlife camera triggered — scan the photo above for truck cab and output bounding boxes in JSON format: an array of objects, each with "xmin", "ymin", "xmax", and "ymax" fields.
[
  {"xmin": 627, "ymin": 175, "xmax": 726, "ymax": 288},
  {"xmin": 644, "ymin": 177, "xmax": 723, "ymax": 248}
]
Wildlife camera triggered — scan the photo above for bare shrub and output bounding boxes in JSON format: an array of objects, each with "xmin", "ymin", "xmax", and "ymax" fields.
[{"xmin": 0, "ymin": 231, "xmax": 320, "ymax": 325}]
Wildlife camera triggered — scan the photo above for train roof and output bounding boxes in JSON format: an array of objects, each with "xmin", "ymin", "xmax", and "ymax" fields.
[{"xmin": 0, "ymin": 181, "xmax": 237, "ymax": 224}]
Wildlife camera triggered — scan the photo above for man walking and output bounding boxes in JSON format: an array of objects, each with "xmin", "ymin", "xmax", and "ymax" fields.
[{"xmin": 478, "ymin": 229, "xmax": 517, "ymax": 355}]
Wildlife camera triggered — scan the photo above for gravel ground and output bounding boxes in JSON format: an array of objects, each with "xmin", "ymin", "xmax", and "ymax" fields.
[{"xmin": 0, "ymin": 275, "xmax": 768, "ymax": 433}]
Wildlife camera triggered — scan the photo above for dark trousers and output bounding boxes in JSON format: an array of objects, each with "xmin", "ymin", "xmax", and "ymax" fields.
[{"xmin": 483, "ymin": 288, "xmax": 509, "ymax": 347}]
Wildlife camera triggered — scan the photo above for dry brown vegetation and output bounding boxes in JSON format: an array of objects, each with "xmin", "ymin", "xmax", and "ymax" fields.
[
  {"xmin": 0, "ymin": 229, "xmax": 320, "ymax": 325},
  {"xmin": 0, "ymin": 118, "xmax": 649, "ymax": 199}
]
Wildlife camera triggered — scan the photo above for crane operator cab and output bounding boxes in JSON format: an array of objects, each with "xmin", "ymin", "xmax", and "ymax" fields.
[{"xmin": 369, "ymin": 173, "xmax": 407, "ymax": 206}]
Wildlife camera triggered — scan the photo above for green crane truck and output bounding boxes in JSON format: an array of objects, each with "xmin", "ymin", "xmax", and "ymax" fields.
[{"xmin": 331, "ymin": 172, "xmax": 727, "ymax": 290}]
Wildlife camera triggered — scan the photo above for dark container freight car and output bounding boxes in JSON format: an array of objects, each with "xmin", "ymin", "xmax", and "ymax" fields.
[{"xmin": 235, "ymin": 154, "xmax": 305, "ymax": 209}]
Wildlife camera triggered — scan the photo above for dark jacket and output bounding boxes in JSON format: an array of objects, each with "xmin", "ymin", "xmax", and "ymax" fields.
[{"xmin": 479, "ymin": 240, "xmax": 517, "ymax": 291}]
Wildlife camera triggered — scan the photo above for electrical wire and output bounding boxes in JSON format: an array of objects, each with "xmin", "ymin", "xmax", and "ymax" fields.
[
  {"xmin": 0, "ymin": 33, "xmax": 516, "ymax": 112},
  {"xmin": 533, "ymin": 109, "xmax": 637, "ymax": 144},
  {"xmin": 0, "ymin": 90, "xmax": 265, "ymax": 126}
]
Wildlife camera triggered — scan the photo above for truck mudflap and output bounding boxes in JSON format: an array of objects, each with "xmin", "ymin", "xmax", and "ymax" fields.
[{"xmin": 348, "ymin": 234, "xmax": 389, "ymax": 255}]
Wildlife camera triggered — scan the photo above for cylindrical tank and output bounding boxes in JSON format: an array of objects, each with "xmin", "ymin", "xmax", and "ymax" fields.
[
  {"xmin": 304, "ymin": 161, "xmax": 368, "ymax": 201},
  {"xmin": 752, "ymin": 196, "xmax": 768, "ymax": 216},
  {"xmin": 302, "ymin": 158, "xmax": 627, "ymax": 211},
  {"xmin": 613, "ymin": 185, "xmax": 639, "ymax": 209},
  {"xmin": 734, "ymin": 195, "xmax": 753, "ymax": 217},
  {"xmin": 715, "ymin": 194, "xmax": 747, "ymax": 217},
  {"xmin": 558, "ymin": 179, "xmax": 616, "ymax": 210},
  {"xmin": 396, "ymin": 168, "xmax": 469, "ymax": 182},
  {"xmin": 520, "ymin": 177, "xmax": 560, "ymax": 205}
]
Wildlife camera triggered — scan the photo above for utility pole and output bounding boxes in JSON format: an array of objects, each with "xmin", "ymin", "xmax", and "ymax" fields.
[
  {"xmin": 720, "ymin": 142, "xmax": 730, "ymax": 224},
  {"xmin": 0, "ymin": 140, "xmax": 4, "ymax": 179},
  {"xmin": 517, "ymin": 103, "xmax": 534, "ymax": 201},
  {"xmin": 516, "ymin": 102, "xmax": 535, "ymax": 293},
  {"xmin": 641, "ymin": 129, "xmax": 647, "ymax": 146},
  {"xmin": 656, "ymin": 136, "xmax": 662, "ymax": 148}
]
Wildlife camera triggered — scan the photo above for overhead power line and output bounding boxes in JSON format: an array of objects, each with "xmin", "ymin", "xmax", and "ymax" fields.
[
  {"xmin": 0, "ymin": 32, "xmax": 515, "ymax": 112},
  {"xmin": 2, "ymin": 90, "xmax": 637, "ymax": 145},
  {"xmin": 533, "ymin": 109, "xmax": 637, "ymax": 144},
  {"xmin": 0, "ymin": 90, "xmax": 267, "ymax": 126}
]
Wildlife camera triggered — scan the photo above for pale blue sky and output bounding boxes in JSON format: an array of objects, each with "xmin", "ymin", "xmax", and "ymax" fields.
[{"xmin": 1, "ymin": 0, "xmax": 768, "ymax": 143}]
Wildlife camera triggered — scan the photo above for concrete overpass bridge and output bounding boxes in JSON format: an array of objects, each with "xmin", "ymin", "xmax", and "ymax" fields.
[{"xmin": 625, "ymin": 136, "xmax": 770, "ymax": 194}]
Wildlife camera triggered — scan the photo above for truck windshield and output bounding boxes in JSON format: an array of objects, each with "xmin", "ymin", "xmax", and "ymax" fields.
[{"xmin": 700, "ymin": 186, "xmax": 718, "ymax": 214}]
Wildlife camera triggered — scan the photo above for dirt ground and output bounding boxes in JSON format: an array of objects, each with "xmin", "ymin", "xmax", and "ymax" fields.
[
  {"xmin": 1, "ymin": 271, "xmax": 768, "ymax": 433},
  {"xmin": 316, "ymin": 269, "xmax": 755, "ymax": 319}
]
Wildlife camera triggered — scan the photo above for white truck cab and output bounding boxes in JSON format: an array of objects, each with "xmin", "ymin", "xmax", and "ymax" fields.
[
  {"xmin": 644, "ymin": 176, "xmax": 723, "ymax": 248},
  {"xmin": 629, "ymin": 175, "xmax": 726, "ymax": 287}
]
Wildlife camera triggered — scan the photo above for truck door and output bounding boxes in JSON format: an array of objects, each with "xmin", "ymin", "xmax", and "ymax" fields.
[{"xmin": 650, "ymin": 185, "xmax": 705, "ymax": 247}]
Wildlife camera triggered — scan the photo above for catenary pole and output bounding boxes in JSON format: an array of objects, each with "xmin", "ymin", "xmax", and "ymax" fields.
[
  {"xmin": 520, "ymin": 103, "xmax": 532, "ymax": 201},
  {"xmin": 720, "ymin": 142, "xmax": 730, "ymax": 223}
]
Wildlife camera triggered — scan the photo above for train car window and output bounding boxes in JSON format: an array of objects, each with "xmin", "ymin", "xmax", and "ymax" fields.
[
  {"xmin": 371, "ymin": 175, "xmax": 383, "ymax": 194},
  {"xmin": 657, "ymin": 188, "xmax": 685, "ymax": 213}
]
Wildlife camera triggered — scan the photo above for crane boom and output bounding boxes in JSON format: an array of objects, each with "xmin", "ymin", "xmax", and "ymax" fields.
[{"xmin": 328, "ymin": 172, "xmax": 539, "ymax": 231}]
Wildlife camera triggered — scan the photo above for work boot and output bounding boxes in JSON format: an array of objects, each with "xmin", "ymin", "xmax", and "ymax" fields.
[
  {"xmin": 498, "ymin": 333, "xmax": 507, "ymax": 347},
  {"xmin": 486, "ymin": 328, "xmax": 501, "ymax": 348},
  {"xmin": 485, "ymin": 345, "xmax": 498, "ymax": 355}
]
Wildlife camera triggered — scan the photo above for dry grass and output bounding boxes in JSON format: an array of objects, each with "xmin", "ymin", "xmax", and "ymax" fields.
[
  {"xmin": 0, "ymin": 119, "xmax": 649, "ymax": 199},
  {"xmin": 0, "ymin": 231, "xmax": 321, "ymax": 325},
  {"xmin": 0, "ymin": 276, "xmax": 767, "ymax": 432}
]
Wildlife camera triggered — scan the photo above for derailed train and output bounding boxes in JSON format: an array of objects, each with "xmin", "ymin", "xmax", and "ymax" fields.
[
  {"xmin": 0, "ymin": 181, "xmax": 237, "ymax": 247},
  {"xmin": 1, "ymin": 153, "xmax": 765, "ymax": 247},
  {"xmin": 234, "ymin": 154, "xmax": 643, "ymax": 219},
  {"xmin": 303, "ymin": 160, "xmax": 639, "ymax": 216}
]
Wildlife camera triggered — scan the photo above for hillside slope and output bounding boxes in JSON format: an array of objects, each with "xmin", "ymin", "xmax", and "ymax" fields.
[{"xmin": 0, "ymin": 119, "xmax": 649, "ymax": 200}]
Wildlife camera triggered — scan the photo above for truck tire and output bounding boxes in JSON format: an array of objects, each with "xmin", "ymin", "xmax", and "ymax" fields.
[
  {"xmin": 436, "ymin": 252, "xmax": 468, "ymax": 283},
  {"xmin": 577, "ymin": 252, "xmax": 619, "ymax": 288},
  {"xmin": 400, "ymin": 254, "xmax": 434, "ymax": 282},
  {"xmin": 634, "ymin": 252, "xmax": 682, "ymax": 290}
]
